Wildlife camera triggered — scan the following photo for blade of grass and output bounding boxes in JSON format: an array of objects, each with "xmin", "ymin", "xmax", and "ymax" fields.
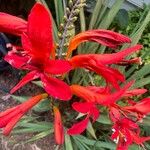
[
  {"xmin": 54, "ymin": 0, "xmax": 64, "ymax": 26},
  {"xmin": 89, "ymin": 0, "xmax": 104, "ymax": 29}
]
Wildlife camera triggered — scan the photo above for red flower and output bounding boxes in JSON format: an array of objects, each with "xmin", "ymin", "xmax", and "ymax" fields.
[
  {"xmin": 0, "ymin": 13, "xmax": 27, "ymax": 36},
  {"xmin": 124, "ymin": 88, "xmax": 147, "ymax": 97},
  {"xmin": 66, "ymin": 29, "xmax": 131, "ymax": 58},
  {"xmin": 0, "ymin": 93, "xmax": 48, "ymax": 136},
  {"xmin": 69, "ymin": 45, "xmax": 142, "ymax": 89},
  {"xmin": 123, "ymin": 98, "xmax": 150, "ymax": 116},
  {"xmin": 111, "ymin": 118, "xmax": 150, "ymax": 150},
  {"xmin": 70, "ymin": 81, "xmax": 133, "ymax": 106},
  {"xmin": 67, "ymin": 82, "xmax": 133, "ymax": 135},
  {"xmin": 67, "ymin": 102, "xmax": 99, "ymax": 135},
  {"xmin": 4, "ymin": 3, "xmax": 72, "ymax": 100},
  {"xmin": 53, "ymin": 106, "xmax": 64, "ymax": 145}
]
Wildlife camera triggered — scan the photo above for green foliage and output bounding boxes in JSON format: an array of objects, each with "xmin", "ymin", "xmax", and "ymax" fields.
[{"xmin": 3, "ymin": 0, "xmax": 150, "ymax": 149}]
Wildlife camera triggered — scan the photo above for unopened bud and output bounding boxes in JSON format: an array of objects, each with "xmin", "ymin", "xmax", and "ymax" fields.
[
  {"xmin": 64, "ymin": 43, "xmax": 69, "ymax": 47},
  {"xmin": 63, "ymin": 15, "xmax": 68, "ymax": 22},
  {"xmin": 58, "ymin": 32, "xmax": 62, "ymax": 38},
  {"xmin": 71, "ymin": 16, "xmax": 78, "ymax": 22},
  {"xmin": 67, "ymin": 24, "xmax": 75, "ymax": 30},
  {"xmin": 73, "ymin": 9, "xmax": 80, "ymax": 15},
  {"xmin": 66, "ymin": 7, "xmax": 70, "ymax": 14},
  {"xmin": 69, "ymin": 0, "xmax": 73, "ymax": 7}
]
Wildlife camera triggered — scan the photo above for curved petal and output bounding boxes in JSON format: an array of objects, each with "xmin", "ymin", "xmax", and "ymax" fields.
[
  {"xmin": 86, "ymin": 86, "xmax": 110, "ymax": 94},
  {"xmin": 4, "ymin": 51, "xmax": 29, "ymax": 69},
  {"xmin": 90, "ymin": 106, "xmax": 100, "ymax": 122},
  {"xmin": 28, "ymin": 3, "xmax": 53, "ymax": 60},
  {"xmin": 69, "ymin": 45, "xmax": 142, "ymax": 67},
  {"xmin": 40, "ymin": 74, "xmax": 72, "ymax": 100},
  {"xmin": 70, "ymin": 85, "xmax": 104, "ymax": 103},
  {"xmin": 67, "ymin": 117, "xmax": 89, "ymax": 135},
  {"xmin": 10, "ymin": 70, "xmax": 40, "ymax": 94},
  {"xmin": 124, "ymin": 98, "xmax": 150, "ymax": 115},
  {"xmin": 3, "ymin": 113, "xmax": 23, "ymax": 136},
  {"xmin": 124, "ymin": 89, "xmax": 147, "ymax": 97},
  {"xmin": 21, "ymin": 33, "xmax": 32, "ymax": 54},
  {"xmin": 53, "ymin": 106, "xmax": 64, "ymax": 145},
  {"xmin": 0, "ymin": 13, "xmax": 27, "ymax": 36},
  {"xmin": 44, "ymin": 59, "xmax": 72, "ymax": 74},
  {"xmin": 72, "ymin": 102, "xmax": 94, "ymax": 114},
  {"xmin": 66, "ymin": 29, "xmax": 131, "ymax": 58},
  {"xmin": 70, "ymin": 55, "xmax": 125, "ymax": 89},
  {"xmin": 98, "ymin": 81, "xmax": 134, "ymax": 106},
  {"xmin": 93, "ymin": 45, "xmax": 142, "ymax": 65}
]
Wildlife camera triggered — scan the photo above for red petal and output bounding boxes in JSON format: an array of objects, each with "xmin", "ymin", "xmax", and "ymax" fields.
[
  {"xmin": 0, "ymin": 13, "xmax": 27, "ymax": 36},
  {"xmin": 124, "ymin": 98, "xmax": 150, "ymax": 115},
  {"xmin": 44, "ymin": 59, "xmax": 72, "ymax": 74},
  {"xmin": 21, "ymin": 93, "xmax": 48, "ymax": 112},
  {"xmin": 86, "ymin": 86, "xmax": 110, "ymax": 94},
  {"xmin": 3, "ymin": 113, "xmax": 23, "ymax": 136},
  {"xmin": 72, "ymin": 102, "xmax": 94, "ymax": 113},
  {"xmin": 131, "ymin": 133, "xmax": 150, "ymax": 145},
  {"xmin": 98, "ymin": 81, "xmax": 134, "ymax": 105},
  {"xmin": 41, "ymin": 74, "xmax": 72, "ymax": 100},
  {"xmin": 53, "ymin": 106, "xmax": 64, "ymax": 145},
  {"xmin": 90, "ymin": 106, "xmax": 100, "ymax": 122},
  {"xmin": 4, "ymin": 51, "xmax": 29, "ymax": 69},
  {"xmin": 67, "ymin": 29, "xmax": 131, "ymax": 58},
  {"xmin": 10, "ymin": 70, "xmax": 40, "ymax": 94},
  {"xmin": 21, "ymin": 33, "xmax": 32, "ymax": 54},
  {"xmin": 92, "ymin": 45, "xmax": 142, "ymax": 65},
  {"xmin": 109, "ymin": 107, "xmax": 121, "ymax": 122},
  {"xmin": 96, "ymin": 66, "xmax": 125, "ymax": 89},
  {"xmin": 0, "ymin": 107, "xmax": 17, "ymax": 117},
  {"xmin": 0, "ymin": 108, "xmax": 20, "ymax": 128},
  {"xmin": 28, "ymin": 3, "xmax": 53, "ymax": 60},
  {"xmin": 70, "ymin": 45, "xmax": 142, "ymax": 68},
  {"xmin": 70, "ymin": 55, "xmax": 125, "ymax": 89},
  {"xmin": 124, "ymin": 89, "xmax": 147, "ymax": 97},
  {"xmin": 70, "ymin": 85, "xmax": 103, "ymax": 103},
  {"xmin": 67, "ymin": 117, "xmax": 89, "ymax": 135}
]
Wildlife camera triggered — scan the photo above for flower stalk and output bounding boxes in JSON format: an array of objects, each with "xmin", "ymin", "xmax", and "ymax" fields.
[{"xmin": 57, "ymin": 0, "xmax": 86, "ymax": 59}]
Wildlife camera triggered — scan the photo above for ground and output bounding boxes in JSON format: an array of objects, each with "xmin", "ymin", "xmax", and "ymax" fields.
[{"xmin": 0, "ymin": 68, "xmax": 56, "ymax": 150}]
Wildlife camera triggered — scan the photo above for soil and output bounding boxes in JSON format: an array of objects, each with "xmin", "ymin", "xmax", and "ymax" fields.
[{"xmin": 0, "ymin": 69, "xmax": 56, "ymax": 150}]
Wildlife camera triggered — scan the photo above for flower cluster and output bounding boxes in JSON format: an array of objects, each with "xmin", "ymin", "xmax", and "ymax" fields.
[{"xmin": 0, "ymin": 3, "xmax": 150, "ymax": 150}]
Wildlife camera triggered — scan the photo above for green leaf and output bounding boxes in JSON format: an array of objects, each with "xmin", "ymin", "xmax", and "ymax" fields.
[
  {"xmin": 32, "ymin": 81, "xmax": 43, "ymax": 87},
  {"xmin": 96, "ymin": 114, "xmax": 111, "ymax": 125},
  {"xmin": 54, "ymin": 0, "xmax": 64, "ymax": 26},
  {"xmin": 80, "ymin": 7, "xmax": 86, "ymax": 31},
  {"xmin": 25, "ymin": 129, "xmax": 54, "ymax": 143},
  {"xmin": 87, "ymin": 121, "xmax": 97, "ymax": 139},
  {"xmin": 127, "ymin": 64, "xmax": 150, "ymax": 82},
  {"xmin": 65, "ymin": 134, "xmax": 74, "ymax": 150},
  {"xmin": 129, "ymin": 144, "xmax": 139, "ymax": 150},
  {"xmin": 132, "ymin": 77, "xmax": 150, "ymax": 88},
  {"xmin": 115, "ymin": 9, "xmax": 129, "ymax": 29},
  {"xmin": 89, "ymin": 0, "xmax": 104, "ymax": 29},
  {"xmin": 98, "ymin": 0, "xmax": 124, "ymax": 29},
  {"xmin": 73, "ymin": 135, "xmax": 116, "ymax": 149}
]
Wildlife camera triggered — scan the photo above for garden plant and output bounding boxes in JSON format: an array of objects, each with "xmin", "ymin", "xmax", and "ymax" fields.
[{"xmin": 0, "ymin": 0, "xmax": 150, "ymax": 150}]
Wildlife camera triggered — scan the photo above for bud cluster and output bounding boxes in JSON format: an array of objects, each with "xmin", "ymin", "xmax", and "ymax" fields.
[{"xmin": 57, "ymin": 0, "xmax": 86, "ymax": 58}]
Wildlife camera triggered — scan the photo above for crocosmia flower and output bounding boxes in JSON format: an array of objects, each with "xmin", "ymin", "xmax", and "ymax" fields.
[
  {"xmin": 0, "ymin": 93, "xmax": 48, "ymax": 135},
  {"xmin": 3, "ymin": 3, "xmax": 72, "ymax": 100},
  {"xmin": 111, "ymin": 118, "xmax": 150, "ymax": 150},
  {"xmin": 68, "ymin": 45, "xmax": 142, "ymax": 89}
]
